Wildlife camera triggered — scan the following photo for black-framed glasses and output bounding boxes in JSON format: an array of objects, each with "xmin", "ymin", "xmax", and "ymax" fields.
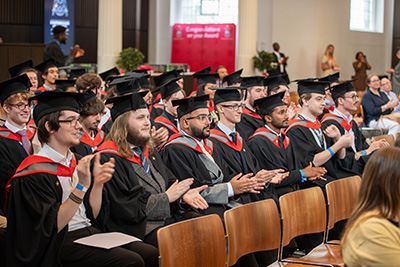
[
  {"xmin": 186, "ymin": 114, "xmax": 213, "ymax": 123},
  {"xmin": 58, "ymin": 117, "xmax": 82, "ymax": 127},
  {"xmin": 220, "ymin": 103, "xmax": 245, "ymax": 111},
  {"xmin": 345, "ymin": 94, "xmax": 360, "ymax": 100},
  {"xmin": 9, "ymin": 103, "xmax": 32, "ymax": 110}
]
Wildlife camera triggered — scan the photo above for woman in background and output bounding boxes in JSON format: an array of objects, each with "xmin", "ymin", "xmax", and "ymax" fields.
[
  {"xmin": 321, "ymin": 44, "xmax": 340, "ymax": 76},
  {"xmin": 341, "ymin": 146, "xmax": 400, "ymax": 266},
  {"xmin": 352, "ymin": 51, "xmax": 371, "ymax": 91}
]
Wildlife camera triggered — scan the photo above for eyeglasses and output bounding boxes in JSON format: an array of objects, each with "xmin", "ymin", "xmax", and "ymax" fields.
[
  {"xmin": 345, "ymin": 94, "xmax": 360, "ymax": 100},
  {"xmin": 186, "ymin": 114, "xmax": 213, "ymax": 123},
  {"xmin": 9, "ymin": 103, "xmax": 32, "ymax": 110},
  {"xmin": 58, "ymin": 117, "xmax": 82, "ymax": 127},
  {"xmin": 220, "ymin": 103, "xmax": 245, "ymax": 111}
]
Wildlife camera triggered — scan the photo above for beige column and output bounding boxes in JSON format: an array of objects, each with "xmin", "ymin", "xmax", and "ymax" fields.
[
  {"xmin": 237, "ymin": 0, "xmax": 258, "ymax": 76},
  {"xmin": 97, "ymin": 0, "xmax": 123, "ymax": 73}
]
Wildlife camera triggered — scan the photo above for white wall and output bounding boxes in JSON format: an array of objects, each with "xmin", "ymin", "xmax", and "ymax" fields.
[{"xmin": 257, "ymin": 0, "xmax": 394, "ymax": 89}]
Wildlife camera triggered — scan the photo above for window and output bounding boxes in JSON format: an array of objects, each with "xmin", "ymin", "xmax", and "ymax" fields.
[
  {"xmin": 171, "ymin": 0, "xmax": 238, "ymax": 26},
  {"xmin": 350, "ymin": 0, "xmax": 384, "ymax": 33}
]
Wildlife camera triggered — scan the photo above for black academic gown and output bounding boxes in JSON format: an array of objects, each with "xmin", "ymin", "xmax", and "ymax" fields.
[
  {"xmin": 0, "ymin": 126, "xmax": 35, "ymax": 214},
  {"xmin": 150, "ymin": 102, "xmax": 164, "ymax": 122},
  {"xmin": 209, "ymin": 127, "xmax": 277, "ymax": 202},
  {"xmin": 92, "ymin": 140, "xmax": 153, "ymax": 240},
  {"xmin": 6, "ymin": 156, "xmax": 74, "ymax": 266},
  {"xmin": 321, "ymin": 113, "xmax": 368, "ymax": 174},
  {"xmin": 285, "ymin": 118, "xmax": 359, "ymax": 188},
  {"xmin": 70, "ymin": 128, "xmax": 105, "ymax": 157},
  {"xmin": 248, "ymin": 127, "xmax": 302, "ymax": 197},
  {"xmin": 236, "ymin": 107, "xmax": 264, "ymax": 141},
  {"xmin": 160, "ymin": 133, "xmax": 232, "ymax": 218},
  {"xmin": 153, "ymin": 111, "xmax": 179, "ymax": 137}
]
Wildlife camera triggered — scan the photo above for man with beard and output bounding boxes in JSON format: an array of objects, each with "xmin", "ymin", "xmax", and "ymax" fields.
[
  {"xmin": 265, "ymin": 74, "xmax": 298, "ymax": 120},
  {"xmin": 154, "ymin": 77, "xmax": 186, "ymax": 137},
  {"xmin": 0, "ymin": 75, "xmax": 34, "ymax": 215},
  {"xmin": 160, "ymin": 95, "xmax": 263, "ymax": 219},
  {"xmin": 236, "ymin": 76, "xmax": 267, "ymax": 140},
  {"xmin": 93, "ymin": 92, "xmax": 208, "ymax": 247},
  {"xmin": 321, "ymin": 80, "xmax": 389, "ymax": 174},
  {"xmin": 285, "ymin": 80, "xmax": 357, "ymax": 186},
  {"xmin": 70, "ymin": 91, "xmax": 106, "ymax": 156},
  {"xmin": 209, "ymin": 87, "xmax": 287, "ymax": 202},
  {"xmin": 35, "ymin": 58, "xmax": 59, "ymax": 91},
  {"xmin": 248, "ymin": 92, "xmax": 326, "ymax": 197},
  {"xmin": 44, "ymin": 25, "xmax": 85, "ymax": 67},
  {"xmin": 6, "ymin": 90, "xmax": 158, "ymax": 267}
]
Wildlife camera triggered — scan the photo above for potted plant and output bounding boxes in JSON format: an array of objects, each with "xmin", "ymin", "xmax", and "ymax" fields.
[
  {"xmin": 116, "ymin": 47, "xmax": 145, "ymax": 73},
  {"xmin": 252, "ymin": 50, "xmax": 277, "ymax": 75}
]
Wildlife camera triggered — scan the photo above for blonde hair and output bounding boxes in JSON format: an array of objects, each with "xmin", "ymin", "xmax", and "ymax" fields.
[
  {"xmin": 341, "ymin": 147, "xmax": 400, "ymax": 248},
  {"xmin": 324, "ymin": 44, "xmax": 334, "ymax": 57}
]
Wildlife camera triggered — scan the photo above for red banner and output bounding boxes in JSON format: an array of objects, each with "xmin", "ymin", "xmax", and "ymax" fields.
[{"xmin": 171, "ymin": 24, "xmax": 236, "ymax": 73}]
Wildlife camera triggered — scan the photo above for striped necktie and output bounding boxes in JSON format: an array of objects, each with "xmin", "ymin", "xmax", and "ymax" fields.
[{"xmin": 133, "ymin": 147, "xmax": 151, "ymax": 175}]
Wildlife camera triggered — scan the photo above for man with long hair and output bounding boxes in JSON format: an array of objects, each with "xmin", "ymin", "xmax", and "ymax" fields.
[
  {"xmin": 6, "ymin": 91, "xmax": 158, "ymax": 266},
  {"xmin": 93, "ymin": 92, "xmax": 208, "ymax": 247}
]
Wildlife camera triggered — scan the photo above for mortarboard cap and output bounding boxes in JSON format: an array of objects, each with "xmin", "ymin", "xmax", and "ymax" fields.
[
  {"xmin": 81, "ymin": 89, "xmax": 98, "ymax": 106},
  {"xmin": 0, "ymin": 74, "xmax": 31, "ymax": 105},
  {"xmin": 193, "ymin": 66, "xmax": 212, "ymax": 77},
  {"xmin": 130, "ymin": 69, "xmax": 151, "ymax": 74},
  {"xmin": 254, "ymin": 92, "xmax": 286, "ymax": 117},
  {"xmin": 110, "ymin": 76, "xmax": 142, "ymax": 95},
  {"xmin": 34, "ymin": 58, "xmax": 57, "ymax": 74},
  {"xmin": 99, "ymin": 67, "xmax": 120, "ymax": 81},
  {"xmin": 223, "ymin": 69, "xmax": 243, "ymax": 85},
  {"xmin": 331, "ymin": 79, "xmax": 357, "ymax": 101},
  {"xmin": 297, "ymin": 80, "xmax": 329, "ymax": 96},
  {"xmin": 264, "ymin": 74, "xmax": 289, "ymax": 94},
  {"xmin": 153, "ymin": 69, "xmax": 183, "ymax": 87},
  {"xmin": 318, "ymin": 72, "xmax": 340, "ymax": 84},
  {"xmin": 240, "ymin": 76, "xmax": 265, "ymax": 88},
  {"xmin": 172, "ymin": 95, "xmax": 210, "ymax": 119},
  {"xmin": 30, "ymin": 91, "xmax": 85, "ymax": 124},
  {"xmin": 378, "ymin": 75, "xmax": 389, "ymax": 80},
  {"xmin": 8, "ymin": 60, "xmax": 34, "ymax": 78},
  {"xmin": 69, "ymin": 68, "xmax": 87, "ymax": 79},
  {"xmin": 155, "ymin": 77, "xmax": 182, "ymax": 99},
  {"xmin": 105, "ymin": 92, "xmax": 148, "ymax": 121},
  {"xmin": 55, "ymin": 79, "xmax": 76, "ymax": 91},
  {"xmin": 212, "ymin": 87, "xmax": 243, "ymax": 106},
  {"xmin": 195, "ymin": 73, "xmax": 218, "ymax": 85}
]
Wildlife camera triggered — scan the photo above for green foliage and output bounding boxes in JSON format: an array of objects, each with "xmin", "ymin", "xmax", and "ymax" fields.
[
  {"xmin": 252, "ymin": 50, "xmax": 277, "ymax": 72},
  {"xmin": 116, "ymin": 47, "xmax": 145, "ymax": 71}
]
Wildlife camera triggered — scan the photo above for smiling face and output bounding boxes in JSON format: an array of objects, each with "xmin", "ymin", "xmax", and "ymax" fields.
[
  {"xmin": 3, "ymin": 95, "xmax": 32, "ymax": 127},
  {"xmin": 50, "ymin": 110, "xmax": 82, "ymax": 148}
]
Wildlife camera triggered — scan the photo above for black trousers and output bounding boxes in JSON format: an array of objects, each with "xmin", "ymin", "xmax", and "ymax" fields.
[{"xmin": 60, "ymin": 226, "xmax": 159, "ymax": 267}]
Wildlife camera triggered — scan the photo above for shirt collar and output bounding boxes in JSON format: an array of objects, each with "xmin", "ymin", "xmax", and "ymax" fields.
[
  {"xmin": 217, "ymin": 122, "xmax": 235, "ymax": 137},
  {"xmin": 264, "ymin": 124, "xmax": 280, "ymax": 136},
  {"xmin": 299, "ymin": 113, "xmax": 317, "ymax": 123},
  {"xmin": 180, "ymin": 129, "xmax": 204, "ymax": 146},
  {"xmin": 325, "ymin": 99, "xmax": 335, "ymax": 106},
  {"xmin": 43, "ymin": 84, "xmax": 54, "ymax": 91},
  {"xmin": 333, "ymin": 108, "xmax": 353, "ymax": 124},
  {"xmin": 5, "ymin": 120, "xmax": 26, "ymax": 133},
  {"xmin": 38, "ymin": 143, "xmax": 73, "ymax": 167}
]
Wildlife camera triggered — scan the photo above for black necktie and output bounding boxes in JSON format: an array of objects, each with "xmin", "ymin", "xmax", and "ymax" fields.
[{"xmin": 230, "ymin": 132, "xmax": 237, "ymax": 145}]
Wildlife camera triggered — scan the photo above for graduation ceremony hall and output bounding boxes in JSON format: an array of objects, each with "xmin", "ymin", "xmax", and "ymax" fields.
[{"xmin": 1, "ymin": 0, "xmax": 400, "ymax": 266}]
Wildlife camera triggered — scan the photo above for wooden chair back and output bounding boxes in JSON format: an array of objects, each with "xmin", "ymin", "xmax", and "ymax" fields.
[
  {"xmin": 372, "ymin": 134, "xmax": 395, "ymax": 146},
  {"xmin": 326, "ymin": 176, "xmax": 361, "ymax": 232},
  {"xmin": 157, "ymin": 214, "xmax": 226, "ymax": 267},
  {"xmin": 224, "ymin": 199, "xmax": 280, "ymax": 266},
  {"xmin": 280, "ymin": 187, "xmax": 327, "ymax": 247}
]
